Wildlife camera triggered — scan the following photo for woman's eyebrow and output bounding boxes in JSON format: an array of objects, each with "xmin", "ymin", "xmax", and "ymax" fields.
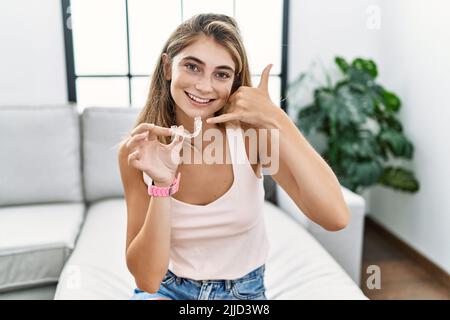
[{"xmin": 181, "ymin": 56, "xmax": 235, "ymax": 73}]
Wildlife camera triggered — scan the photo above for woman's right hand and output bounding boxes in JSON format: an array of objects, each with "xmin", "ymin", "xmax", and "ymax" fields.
[{"xmin": 125, "ymin": 123, "xmax": 185, "ymax": 186}]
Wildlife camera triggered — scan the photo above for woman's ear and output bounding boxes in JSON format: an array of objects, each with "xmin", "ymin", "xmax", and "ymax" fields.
[{"xmin": 162, "ymin": 53, "xmax": 172, "ymax": 81}]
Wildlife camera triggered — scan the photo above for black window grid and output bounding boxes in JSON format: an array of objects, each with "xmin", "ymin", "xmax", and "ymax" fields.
[{"xmin": 61, "ymin": 0, "xmax": 290, "ymax": 112}]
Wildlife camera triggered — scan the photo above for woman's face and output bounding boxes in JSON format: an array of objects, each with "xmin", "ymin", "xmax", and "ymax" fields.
[{"xmin": 162, "ymin": 35, "xmax": 236, "ymax": 120}]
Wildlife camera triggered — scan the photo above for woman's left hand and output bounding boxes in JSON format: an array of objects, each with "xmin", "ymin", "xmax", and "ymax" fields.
[{"xmin": 206, "ymin": 64, "xmax": 279, "ymax": 128}]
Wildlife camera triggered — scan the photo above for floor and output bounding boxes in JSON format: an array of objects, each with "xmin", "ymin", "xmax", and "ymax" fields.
[{"xmin": 361, "ymin": 218, "xmax": 450, "ymax": 300}]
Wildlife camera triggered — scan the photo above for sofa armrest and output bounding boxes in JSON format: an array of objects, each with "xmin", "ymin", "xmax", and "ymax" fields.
[{"xmin": 275, "ymin": 184, "xmax": 366, "ymax": 286}]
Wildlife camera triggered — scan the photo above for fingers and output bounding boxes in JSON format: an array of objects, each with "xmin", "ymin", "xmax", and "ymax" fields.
[
  {"xmin": 258, "ymin": 63, "xmax": 273, "ymax": 92},
  {"xmin": 149, "ymin": 124, "xmax": 173, "ymax": 136},
  {"xmin": 127, "ymin": 149, "xmax": 140, "ymax": 166},
  {"xmin": 125, "ymin": 131, "xmax": 147, "ymax": 150},
  {"xmin": 206, "ymin": 113, "xmax": 241, "ymax": 124},
  {"xmin": 130, "ymin": 123, "xmax": 154, "ymax": 136},
  {"xmin": 147, "ymin": 124, "xmax": 173, "ymax": 141},
  {"xmin": 130, "ymin": 123, "xmax": 172, "ymax": 141},
  {"xmin": 170, "ymin": 135, "xmax": 185, "ymax": 153}
]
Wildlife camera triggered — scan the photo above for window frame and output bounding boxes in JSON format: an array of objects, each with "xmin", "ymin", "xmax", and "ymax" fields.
[{"xmin": 61, "ymin": 0, "xmax": 290, "ymax": 112}]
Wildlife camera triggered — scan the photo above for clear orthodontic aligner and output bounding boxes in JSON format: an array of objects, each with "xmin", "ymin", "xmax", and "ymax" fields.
[{"xmin": 170, "ymin": 116, "xmax": 202, "ymax": 139}]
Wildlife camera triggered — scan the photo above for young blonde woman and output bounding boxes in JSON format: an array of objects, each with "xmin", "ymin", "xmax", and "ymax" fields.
[{"xmin": 118, "ymin": 13, "xmax": 350, "ymax": 300}]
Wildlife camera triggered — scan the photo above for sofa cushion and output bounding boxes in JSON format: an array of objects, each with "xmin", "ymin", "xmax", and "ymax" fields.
[
  {"xmin": 0, "ymin": 203, "xmax": 85, "ymax": 292},
  {"xmin": 54, "ymin": 198, "xmax": 366, "ymax": 299},
  {"xmin": 0, "ymin": 105, "xmax": 83, "ymax": 206},
  {"xmin": 81, "ymin": 107, "xmax": 140, "ymax": 203},
  {"xmin": 54, "ymin": 198, "xmax": 134, "ymax": 299}
]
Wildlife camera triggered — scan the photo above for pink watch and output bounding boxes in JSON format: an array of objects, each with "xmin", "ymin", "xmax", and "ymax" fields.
[{"xmin": 148, "ymin": 172, "xmax": 181, "ymax": 197}]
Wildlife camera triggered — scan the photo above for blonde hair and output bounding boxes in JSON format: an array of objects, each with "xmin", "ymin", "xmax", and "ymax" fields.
[{"xmin": 130, "ymin": 13, "xmax": 253, "ymax": 144}]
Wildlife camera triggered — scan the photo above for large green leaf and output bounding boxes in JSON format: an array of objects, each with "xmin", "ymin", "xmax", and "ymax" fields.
[
  {"xmin": 339, "ymin": 135, "xmax": 378, "ymax": 160},
  {"xmin": 337, "ymin": 84, "xmax": 375, "ymax": 118},
  {"xmin": 297, "ymin": 104, "xmax": 324, "ymax": 135},
  {"xmin": 316, "ymin": 87, "xmax": 364, "ymax": 128},
  {"xmin": 335, "ymin": 56, "xmax": 350, "ymax": 74},
  {"xmin": 378, "ymin": 167, "xmax": 420, "ymax": 192},
  {"xmin": 340, "ymin": 157, "xmax": 383, "ymax": 187},
  {"xmin": 382, "ymin": 115, "xmax": 403, "ymax": 132},
  {"xmin": 347, "ymin": 68, "xmax": 374, "ymax": 87},
  {"xmin": 378, "ymin": 128, "xmax": 414, "ymax": 159},
  {"xmin": 349, "ymin": 82, "xmax": 366, "ymax": 93},
  {"xmin": 315, "ymin": 89, "xmax": 341, "ymax": 126},
  {"xmin": 381, "ymin": 90, "xmax": 401, "ymax": 113},
  {"xmin": 352, "ymin": 58, "xmax": 378, "ymax": 78}
]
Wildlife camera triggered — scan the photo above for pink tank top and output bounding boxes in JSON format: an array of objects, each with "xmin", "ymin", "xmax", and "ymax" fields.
[{"xmin": 143, "ymin": 122, "xmax": 270, "ymax": 280}]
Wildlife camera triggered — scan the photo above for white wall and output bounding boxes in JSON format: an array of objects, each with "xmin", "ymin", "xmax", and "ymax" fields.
[
  {"xmin": 289, "ymin": 0, "xmax": 450, "ymax": 274},
  {"xmin": 0, "ymin": 0, "xmax": 67, "ymax": 105},
  {"xmin": 369, "ymin": 0, "xmax": 450, "ymax": 274}
]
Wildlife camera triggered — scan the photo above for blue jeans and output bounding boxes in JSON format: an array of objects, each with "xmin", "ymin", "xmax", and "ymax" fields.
[{"xmin": 130, "ymin": 264, "xmax": 267, "ymax": 300}]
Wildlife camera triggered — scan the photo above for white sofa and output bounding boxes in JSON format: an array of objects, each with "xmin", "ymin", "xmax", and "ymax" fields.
[{"xmin": 0, "ymin": 105, "xmax": 367, "ymax": 300}]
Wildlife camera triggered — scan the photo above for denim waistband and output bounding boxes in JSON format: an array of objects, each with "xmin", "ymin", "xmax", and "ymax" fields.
[
  {"xmin": 168, "ymin": 264, "xmax": 265, "ymax": 286},
  {"xmin": 234, "ymin": 264, "xmax": 265, "ymax": 282}
]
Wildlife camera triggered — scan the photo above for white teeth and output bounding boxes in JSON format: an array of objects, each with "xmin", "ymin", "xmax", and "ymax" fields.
[{"xmin": 187, "ymin": 92, "xmax": 211, "ymax": 104}]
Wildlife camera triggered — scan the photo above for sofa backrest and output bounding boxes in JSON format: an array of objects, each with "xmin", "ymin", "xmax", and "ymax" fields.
[
  {"xmin": 0, "ymin": 105, "xmax": 83, "ymax": 206},
  {"xmin": 81, "ymin": 107, "xmax": 139, "ymax": 203}
]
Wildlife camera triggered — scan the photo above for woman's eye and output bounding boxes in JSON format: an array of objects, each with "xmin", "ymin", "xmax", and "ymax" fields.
[
  {"xmin": 217, "ymin": 72, "xmax": 231, "ymax": 80},
  {"xmin": 185, "ymin": 63, "xmax": 230, "ymax": 80},
  {"xmin": 185, "ymin": 63, "xmax": 199, "ymax": 72}
]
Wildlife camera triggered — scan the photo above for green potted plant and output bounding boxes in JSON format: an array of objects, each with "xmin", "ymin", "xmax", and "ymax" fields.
[{"xmin": 287, "ymin": 57, "xmax": 420, "ymax": 195}]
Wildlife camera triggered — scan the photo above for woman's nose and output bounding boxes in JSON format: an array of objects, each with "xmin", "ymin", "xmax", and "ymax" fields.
[{"xmin": 194, "ymin": 76, "xmax": 214, "ymax": 93}]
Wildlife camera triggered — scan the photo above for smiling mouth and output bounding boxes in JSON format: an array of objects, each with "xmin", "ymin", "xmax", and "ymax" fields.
[{"xmin": 185, "ymin": 91, "xmax": 216, "ymax": 105}]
